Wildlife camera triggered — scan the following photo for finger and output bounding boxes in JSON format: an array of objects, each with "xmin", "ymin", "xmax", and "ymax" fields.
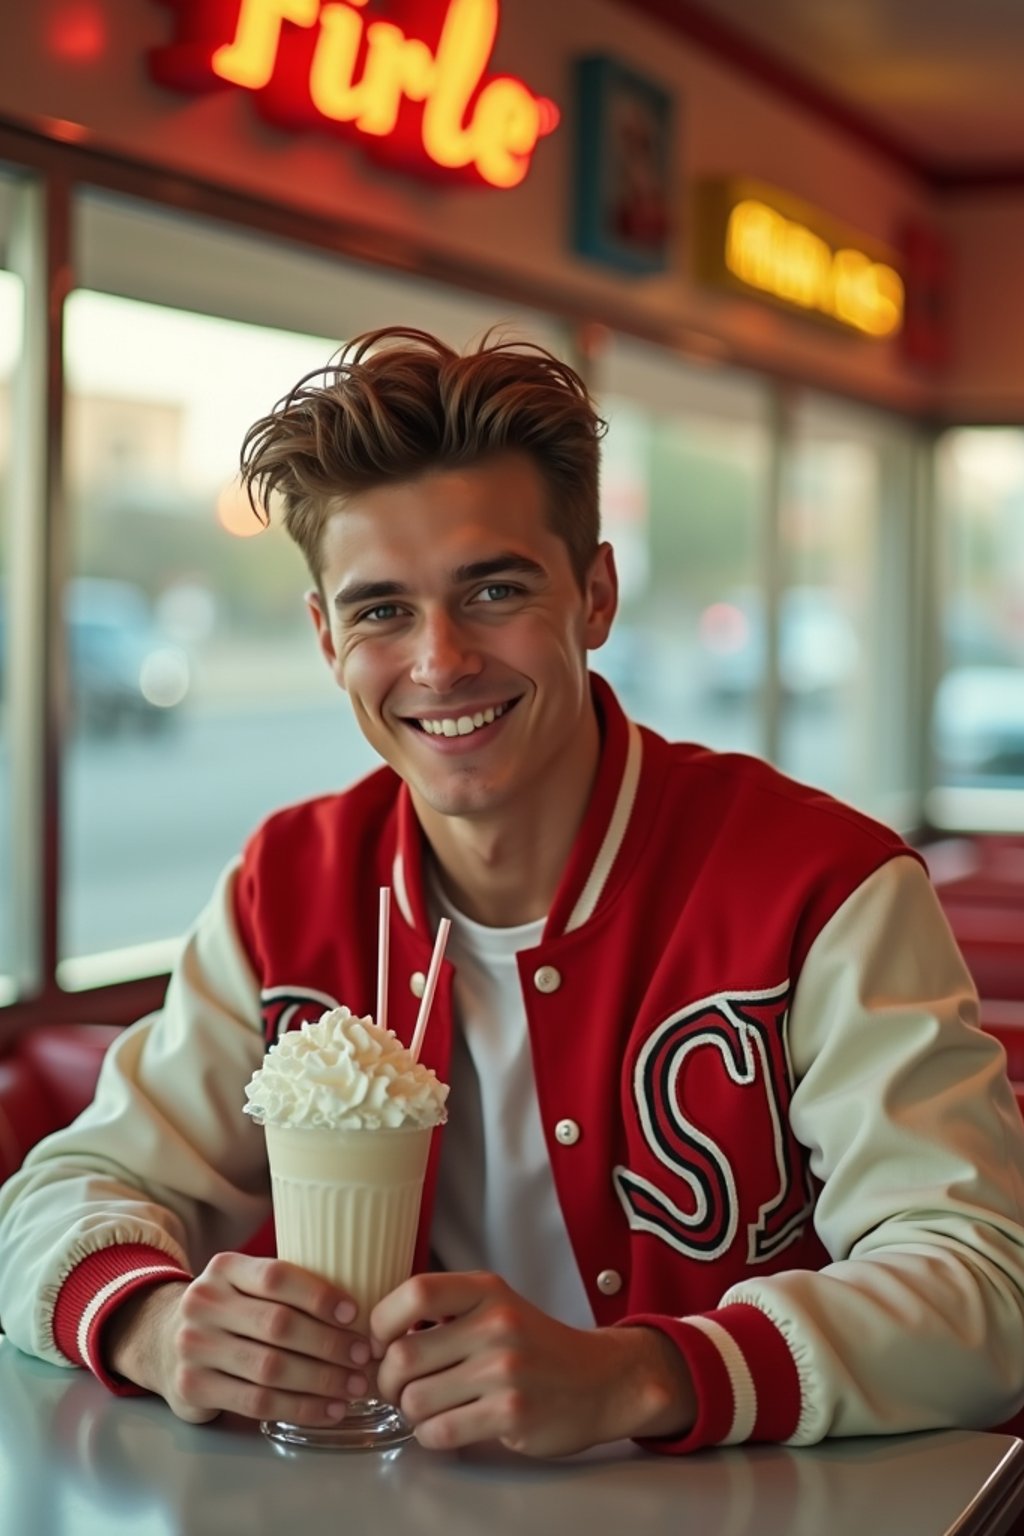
[
  {"xmin": 371, "ymin": 1271, "xmax": 495, "ymax": 1348},
  {"xmin": 377, "ymin": 1313, "xmax": 479, "ymax": 1404},
  {"xmin": 182, "ymin": 1287, "xmax": 372, "ymax": 1372},
  {"xmin": 181, "ymin": 1320, "xmax": 370, "ymax": 1404},
  {"xmin": 384, "ymin": 1350, "xmax": 483, "ymax": 1427},
  {"xmin": 411, "ymin": 1395, "xmax": 516, "ymax": 1453},
  {"xmin": 174, "ymin": 1364, "xmax": 353, "ymax": 1428},
  {"xmin": 205, "ymin": 1253, "xmax": 360, "ymax": 1328}
]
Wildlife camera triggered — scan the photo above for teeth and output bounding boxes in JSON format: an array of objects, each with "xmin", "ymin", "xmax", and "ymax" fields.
[{"xmin": 420, "ymin": 702, "xmax": 508, "ymax": 737}]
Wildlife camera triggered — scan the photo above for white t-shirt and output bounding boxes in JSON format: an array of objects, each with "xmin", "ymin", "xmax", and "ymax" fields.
[{"xmin": 427, "ymin": 872, "xmax": 595, "ymax": 1328}]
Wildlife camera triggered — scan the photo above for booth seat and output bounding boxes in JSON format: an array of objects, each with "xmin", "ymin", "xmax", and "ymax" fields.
[
  {"xmin": 0, "ymin": 1023, "xmax": 277, "ymax": 1251},
  {"xmin": 0, "ymin": 1024, "xmax": 122, "ymax": 1185}
]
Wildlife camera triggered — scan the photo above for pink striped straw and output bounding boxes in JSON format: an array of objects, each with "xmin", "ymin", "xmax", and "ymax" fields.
[
  {"xmin": 410, "ymin": 917, "xmax": 451, "ymax": 1063},
  {"xmin": 377, "ymin": 886, "xmax": 391, "ymax": 1034}
]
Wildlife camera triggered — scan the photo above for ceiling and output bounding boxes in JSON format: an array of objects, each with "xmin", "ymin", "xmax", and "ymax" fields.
[{"xmin": 659, "ymin": 0, "xmax": 1024, "ymax": 181}]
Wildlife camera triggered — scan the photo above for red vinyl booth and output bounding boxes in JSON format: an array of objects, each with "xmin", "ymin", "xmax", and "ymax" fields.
[{"xmin": 0, "ymin": 1024, "xmax": 122, "ymax": 1184}]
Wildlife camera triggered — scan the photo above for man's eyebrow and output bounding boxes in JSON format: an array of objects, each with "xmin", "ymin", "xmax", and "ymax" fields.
[
  {"xmin": 451, "ymin": 554, "xmax": 547, "ymax": 584},
  {"xmin": 333, "ymin": 555, "xmax": 545, "ymax": 610},
  {"xmin": 334, "ymin": 579, "xmax": 409, "ymax": 610}
]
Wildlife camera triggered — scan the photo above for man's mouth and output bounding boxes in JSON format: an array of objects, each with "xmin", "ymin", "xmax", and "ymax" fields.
[{"xmin": 407, "ymin": 699, "xmax": 520, "ymax": 739}]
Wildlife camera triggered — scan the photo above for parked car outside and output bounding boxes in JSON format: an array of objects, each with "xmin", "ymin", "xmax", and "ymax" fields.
[{"xmin": 0, "ymin": 578, "xmax": 190, "ymax": 735}]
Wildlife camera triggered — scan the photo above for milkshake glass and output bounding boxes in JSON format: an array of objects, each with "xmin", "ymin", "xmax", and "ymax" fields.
[{"xmin": 244, "ymin": 1008, "xmax": 448, "ymax": 1452}]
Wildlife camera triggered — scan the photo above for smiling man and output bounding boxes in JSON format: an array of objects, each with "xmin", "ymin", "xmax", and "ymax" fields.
[
  {"xmin": 2, "ymin": 328, "xmax": 1024, "ymax": 1457},
  {"xmin": 309, "ymin": 453, "xmax": 615, "ymax": 924}
]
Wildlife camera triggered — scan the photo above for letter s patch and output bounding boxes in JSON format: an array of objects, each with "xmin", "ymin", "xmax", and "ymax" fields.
[{"xmin": 613, "ymin": 983, "xmax": 813, "ymax": 1263}]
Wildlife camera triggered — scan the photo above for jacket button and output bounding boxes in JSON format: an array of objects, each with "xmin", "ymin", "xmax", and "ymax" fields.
[
  {"xmin": 596, "ymin": 1269, "xmax": 622, "ymax": 1296},
  {"xmin": 554, "ymin": 1119, "xmax": 580, "ymax": 1145},
  {"xmin": 533, "ymin": 965, "xmax": 561, "ymax": 994},
  {"xmin": 409, "ymin": 971, "xmax": 426, "ymax": 998}
]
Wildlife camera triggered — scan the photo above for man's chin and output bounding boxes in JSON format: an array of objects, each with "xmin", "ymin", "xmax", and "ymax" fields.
[{"xmin": 410, "ymin": 774, "xmax": 505, "ymax": 821}]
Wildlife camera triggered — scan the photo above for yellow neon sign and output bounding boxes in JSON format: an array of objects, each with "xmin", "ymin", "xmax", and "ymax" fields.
[{"xmin": 697, "ymin": 181, "xmax": 905, "ymax": 339}]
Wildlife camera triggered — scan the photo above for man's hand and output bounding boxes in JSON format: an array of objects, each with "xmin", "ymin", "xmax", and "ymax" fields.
[
  {"xmin": 103, "ymin": 1253, "xmax": 373, "ymax": 1427},
  {"xmin": 371, "ymin": 1271, "xmax": 696, "ymax": 1457}
]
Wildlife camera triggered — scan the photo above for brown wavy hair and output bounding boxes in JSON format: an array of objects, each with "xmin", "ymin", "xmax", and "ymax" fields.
[{"xmin": 240, "ymin": 327, "xmax": 606, "ymax": 588}]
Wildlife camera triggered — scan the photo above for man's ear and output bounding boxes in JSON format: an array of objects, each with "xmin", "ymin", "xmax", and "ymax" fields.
[
  {"xmin": 583, "ymin": 542, "xmax": 619, "ymax": 651},
  {"xmin": 306, "ymin": 588, "xmax": 346, "ymax": 688}
]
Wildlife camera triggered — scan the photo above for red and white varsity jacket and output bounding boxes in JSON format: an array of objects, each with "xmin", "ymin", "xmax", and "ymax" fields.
[{"xmin": 2, "ymin": 677, "xmax": 1024, "ymax": 1451}]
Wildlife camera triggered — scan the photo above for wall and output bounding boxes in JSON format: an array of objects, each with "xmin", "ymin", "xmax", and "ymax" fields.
[
  {"xmin": 0, "ymin": 0, "xmax": 951, "ymax": 411},
  {"xmin": 938, "ymin": 191, "xmax": 1024, "ymax": 422}
]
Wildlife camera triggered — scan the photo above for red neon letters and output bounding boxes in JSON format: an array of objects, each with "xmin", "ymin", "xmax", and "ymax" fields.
[{"xmin": 149, "ymin": 0, "xmax": 560, "ymax": 187}]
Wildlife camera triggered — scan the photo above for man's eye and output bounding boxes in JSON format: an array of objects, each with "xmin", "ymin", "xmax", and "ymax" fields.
[
  {"xmin": 475, "ymin": 583, "xmax": 518, "ymax": 603},
  {"xmin": 360, "ymin": 604, "xmax": 403, "ymax": 623}
]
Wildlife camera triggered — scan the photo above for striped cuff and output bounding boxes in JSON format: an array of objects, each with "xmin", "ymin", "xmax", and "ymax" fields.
[
  {"xmin": 52, "ymin": 1243, "xmax": 192, "ymax": 1394},
  {"xmin": 621, "ymin": 1302, "xmax": 801, "ymax": 1454}
]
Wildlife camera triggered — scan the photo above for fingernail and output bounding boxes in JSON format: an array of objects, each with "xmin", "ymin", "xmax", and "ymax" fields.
[
  {"xmin": 327, "ymin": 1402, "xmax": 346, "ymax": 1421},
  {"xmin": 335, "ymin": 1301, "xmax": 357, "ymax": 1324},
  {"xmin": 347, "ymin": 1374, "xmax": 367, "ymax": 1398},
  {"xmin": 350, "ymin": 1340, "xmax": 371, "ymax": 1366}
]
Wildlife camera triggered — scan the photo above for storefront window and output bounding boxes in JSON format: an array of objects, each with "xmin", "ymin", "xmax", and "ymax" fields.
[
  {"xmin": 0, "ymin": 265, "xmax": 22, "ymax": 988},
  {"xmin": 600, "ymin": 337, "xmax": 770, "ymax": 754},
  {"xmin": 929, "ymin": 429, "xmax": 1024, "ymax": 828},
  {"xmin": 61, "ymin": 290, "xmax": 374, "ymax": 974},
  {"xmin": 776, "ymin": 397, "xmax": 917, "ymax": 824}
]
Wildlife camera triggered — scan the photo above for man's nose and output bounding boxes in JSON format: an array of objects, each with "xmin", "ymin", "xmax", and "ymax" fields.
[{"xmin": 409, "ymin": 610, "xmax": 483, "ymax": 692}]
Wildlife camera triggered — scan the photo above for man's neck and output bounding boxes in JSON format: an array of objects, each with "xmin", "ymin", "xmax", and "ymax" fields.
[{"xmin": 414, "ymin": 706, "xmax": 602, "ymax": 929}]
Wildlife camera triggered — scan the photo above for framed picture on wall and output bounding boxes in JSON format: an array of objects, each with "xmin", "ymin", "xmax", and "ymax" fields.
[{"xmin": 573, "ymin": 55, "xmax": 675, "ymax": 275}]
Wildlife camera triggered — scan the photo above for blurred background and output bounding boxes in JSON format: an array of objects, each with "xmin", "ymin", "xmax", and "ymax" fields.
[{"xmin": 1, "ymin": 0, "xmax": 1024, "ymax": 1014}]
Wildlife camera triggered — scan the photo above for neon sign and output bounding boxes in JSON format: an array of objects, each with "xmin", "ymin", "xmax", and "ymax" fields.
[
  {"xmin": 696, "ymin": 180, "xmax": 905, "ymax": 340},
  {"xmin": 149, "ymin": 0, "xmax": 560, "ymax": 188}
]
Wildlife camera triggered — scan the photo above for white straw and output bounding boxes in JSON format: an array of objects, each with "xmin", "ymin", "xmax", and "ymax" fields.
[
  {"xmin": 410, "ymin": 917, "xmax": 451, "ymax": 1063},
  {"xmin": 377, "ymin": 887, "xmax": 391, "ymax": 1035}
]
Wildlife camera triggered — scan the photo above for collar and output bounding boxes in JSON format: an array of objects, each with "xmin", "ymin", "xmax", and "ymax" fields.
[{"xmin": 389, "ymin": 673, "xmax": 645, "ymax": 941}]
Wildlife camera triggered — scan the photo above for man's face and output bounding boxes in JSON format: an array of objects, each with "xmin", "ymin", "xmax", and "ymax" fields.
[{"xmin": 308, "ymin": 452, "xmax": 617, "ymax": 824}]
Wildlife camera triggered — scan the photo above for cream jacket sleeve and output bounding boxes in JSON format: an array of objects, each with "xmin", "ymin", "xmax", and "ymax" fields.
[
  {"xmin": 0, "ymin": 861, "xmax": 268, "ymax": 1364},
  {"xmin": 723, "ymin": 853, "xmax": 1024, "ymax": 1442}
]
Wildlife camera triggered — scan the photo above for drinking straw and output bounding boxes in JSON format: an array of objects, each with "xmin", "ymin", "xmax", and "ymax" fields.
[
  {"xmin": 410, "ymin": 917, "xmax": 451, "ymax": 1063},
  {"xmin": 377, "ymin": 886, "xmax": 391, "ymax": 1034}
]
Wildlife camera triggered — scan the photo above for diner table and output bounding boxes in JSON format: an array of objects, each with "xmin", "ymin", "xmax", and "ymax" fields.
[{"xmin": 1, "ymin": 1339, "xmax": 1023, "ymax": 1536}]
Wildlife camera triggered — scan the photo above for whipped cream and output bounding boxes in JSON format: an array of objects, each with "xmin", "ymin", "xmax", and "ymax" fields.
[{"xmin": 244, "ymin": 1007, "xmax": 449, "ymax": 1131}]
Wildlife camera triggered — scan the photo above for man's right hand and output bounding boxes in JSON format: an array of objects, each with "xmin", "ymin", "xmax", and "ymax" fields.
[{"xmin": 103, "ymin": 1252, "xmax": 371, "ymax": 1426}]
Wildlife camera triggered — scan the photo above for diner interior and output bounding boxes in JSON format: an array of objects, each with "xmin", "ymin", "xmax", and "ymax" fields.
[{"xmin": 2, "ymin": 2, "xmax": 1024, "ymax": 1531}]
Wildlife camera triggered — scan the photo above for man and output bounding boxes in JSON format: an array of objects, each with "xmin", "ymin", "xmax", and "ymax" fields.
[{"xmin": 1, "ymin": 328, "xmax": 1023, "ymax": 1458}]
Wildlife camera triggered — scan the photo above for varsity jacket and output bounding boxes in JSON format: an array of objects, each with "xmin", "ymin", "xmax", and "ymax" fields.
[{"xmin": 2, "ymin": 676, "xmax": 1024, "ymax": 1453}]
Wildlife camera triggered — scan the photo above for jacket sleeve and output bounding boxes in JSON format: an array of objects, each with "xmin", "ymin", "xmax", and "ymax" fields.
[
  {"xmin": 625, "ymin": 854, "xmax": 1024, "ymax": 1452},
  {"xmin": 0, "ymin": 859, "xmax": 270, "ymax": 1387}
]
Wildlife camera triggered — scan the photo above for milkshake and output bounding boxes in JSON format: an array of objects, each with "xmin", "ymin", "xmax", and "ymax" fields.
[{"xmin": 244, "ymin": 1006, "xmax": 448, "ymax": 1450}]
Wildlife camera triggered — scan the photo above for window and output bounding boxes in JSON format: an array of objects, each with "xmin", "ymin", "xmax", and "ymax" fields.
[
  {"xmin": 929, "ymin": 428, "xmax": 1024, "ymax": 830},
  {"xmin": 776, "ymin": 395, "xmax": 918, "ymax": 825},
  {"xmin": 61, "ymin": 194, "xmax": 560, "ymax": 984},
  {"xmin": 0, "ymin": 182, "xmax": 24, "ymax": 991},
  {"xmin": 599, "ymin": 336, "xmax": 771, "ymax": 753}
]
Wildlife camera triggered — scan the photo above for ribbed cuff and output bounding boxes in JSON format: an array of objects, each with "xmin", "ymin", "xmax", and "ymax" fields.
[
  {"xmin": 52, "ymin": 1243, "xmax": 192, "ymax": 1394},
  {"xmin": 621, "ymin": 1302, "xmax": 801, "ymax": 1454}
]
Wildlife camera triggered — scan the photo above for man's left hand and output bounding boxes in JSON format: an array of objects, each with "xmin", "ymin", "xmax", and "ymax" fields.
[{"xmin": 370, "ymin": 1270, "xmax": 695, "ymax": 1457}]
